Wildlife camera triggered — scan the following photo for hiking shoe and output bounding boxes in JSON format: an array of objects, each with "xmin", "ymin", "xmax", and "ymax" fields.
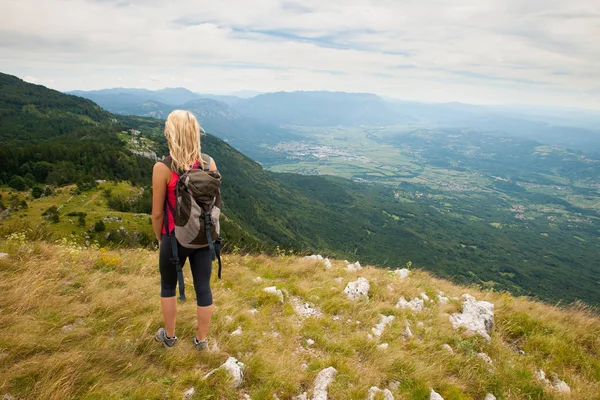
[
  {"xmin": 155, "ymin": 328, "xmax": 178, "ymax": 348},
  {"xmin": 193, "ymin": 337, "xmax": 208, "ymax": 351}
]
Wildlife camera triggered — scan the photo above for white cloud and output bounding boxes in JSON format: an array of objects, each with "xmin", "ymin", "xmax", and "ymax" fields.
[{"xmin": 1, "ymin": 0, "xmax": 599, "ymax": 108}]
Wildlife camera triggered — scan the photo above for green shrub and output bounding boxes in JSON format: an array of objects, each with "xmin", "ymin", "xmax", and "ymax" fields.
[{"xmin": 94, "ymin": 220, "xmax": 106, "ymax": 232}]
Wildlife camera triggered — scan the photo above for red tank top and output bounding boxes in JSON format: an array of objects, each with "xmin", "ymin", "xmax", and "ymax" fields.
[{"xmin": 162, "ymin": 159, "xmax": 201, "ymax": 234}]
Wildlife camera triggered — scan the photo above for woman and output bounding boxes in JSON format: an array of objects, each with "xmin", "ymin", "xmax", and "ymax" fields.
[{"xmin": 151, "ymin": 110, "xmax": 217, "ymax": 350}]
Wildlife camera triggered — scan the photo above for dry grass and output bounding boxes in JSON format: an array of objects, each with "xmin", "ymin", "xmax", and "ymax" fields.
[{"xmin": 0, "ymin": 239, "xmax": 598, "ymax": 399}]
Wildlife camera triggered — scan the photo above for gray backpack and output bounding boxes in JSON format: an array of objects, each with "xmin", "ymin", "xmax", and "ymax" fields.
[{"xmin": 161, "ymin": 154, "xmax": 222, "ymax": 302}]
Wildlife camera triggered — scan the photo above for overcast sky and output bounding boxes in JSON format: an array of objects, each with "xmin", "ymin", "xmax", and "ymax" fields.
[{"xmin": 2, "ymin": 0, "xmax": 599, "ymax": 109}]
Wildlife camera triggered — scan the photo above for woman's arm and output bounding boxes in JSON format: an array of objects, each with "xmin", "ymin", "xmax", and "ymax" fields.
[{"xmin": 151, "ymin": 162, "xmax": 170, "ymax": 243}]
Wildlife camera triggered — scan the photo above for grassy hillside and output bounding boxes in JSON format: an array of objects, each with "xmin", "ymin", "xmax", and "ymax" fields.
[{"xmin": 0, "ymin": 240, "xmax": 598, "ymax": 399}]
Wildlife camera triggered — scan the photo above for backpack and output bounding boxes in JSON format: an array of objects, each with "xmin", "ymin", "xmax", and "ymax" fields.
[{"xmin": 161, "ymin": 153, "xmax": 223, "ymax": 302}]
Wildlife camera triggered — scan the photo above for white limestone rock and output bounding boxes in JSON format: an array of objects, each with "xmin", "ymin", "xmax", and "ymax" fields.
[
  {"xmin": 304, "ymin": 254, "xmax": 324, "ymax": 260},
  {"xmin": 0, "ymin": 252, "xmax": 8, "ymax": 259},
  {"xmin": 394, "ymin": 268, "xmax": 410, "ymax": 279},
  {"xmin": 403, "ymin": 325, "xmax": 413, "ymax": 340},
  {"xmin": 389, "ymin": 381, "xmax": 401, "ymax": 390},
  {"xmin": 292, "ymin": 297, "xmax": 323, "ymax": 319},
  {"xmin": 430, "ymin": 389, "xmax": 444, "ymax": 400},
  {"xmin": 263, "ymin": 286, "xmax": 284, "ymax": 303},
  {"xmin": 537, "ymin": 370, "xmax": 571, "ymax": 393},
  {"xmin": 294, "ymin": 393, "xmax": 308, "ymax": 400},
  {"xmin": 231, "ymin": 326, "xmax": 243, "ymax": 336},
  {"xmin": 248, "ymin": 309, "xmax": 258, "ymax": 315},
  {"xmin": 253, "ymin": 277, "xmax": 263, "ymax": 283},
  {"xmin": 396, "ymin": 296, "xmax": 425, "ymax": 312},
  {"xmin": 334, "ymin": 277, "xmax": 344, "ymax": 284},
  {"xmin": 420, "ymin": 292, "xmax": 430, "ymax": 301},
  {"xmin": 368, "ymin": 386, "xmax": 394, "ymax": 400},
  {"xmin": 449, "ymin": 294, "xmax": 494, "ymax": 342},
  {"xmin": 203, "ymin": 357, "xmax": 245, "ymax": 388},
  {"xmin": 312, "ymin": 367, "xmax": 337, "ymax": 400},
  {"xmin": 182, "ymin": 387, "xmax": 195, "ymax": 400},
  {"xmin": 484, "ymin": 394, "xmax": 496, "ymax": 400},
  {"xmin": 377, "ymin": 343, "xmax": 389, "ymax": 350},
  {"xmin": 345, "ymin": 261, "xmax": 363, "ymax": 272},
  {"xmin": 437, "ymin": 292, "xmax": 449, "ymax": 304},
  {"xmin": 323, "ymin": 258, "xmax": 332, "ymax": 269},
  {"xmin": 372, "ymin": 315, "xmax": 395, "ymax": 337},
  {"xmin": 536, "ymin": 370, "xmax": 548, "ymax": 382},
  {"xmin": 442, "ymin": 344, "xmax": 454, "ymax": 354},
  {"xmin": 477, "ymin": 353, "xmax": 493, "ymax": 365},
  {"xmin": 306, "ymin": 338, "xmax": 315, "ymax": 346},
  {"xmin": 552, "ymin": 379, "xmax": 571, "ymax": 393},
  {"xmin": 344, "ymin": 277, "xmax": 370, "ymax": 300}
]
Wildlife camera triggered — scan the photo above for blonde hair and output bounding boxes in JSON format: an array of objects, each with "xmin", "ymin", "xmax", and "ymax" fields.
[{"xmin": 164, "ymin": 110, "xmax": 204, "ymax": 172}]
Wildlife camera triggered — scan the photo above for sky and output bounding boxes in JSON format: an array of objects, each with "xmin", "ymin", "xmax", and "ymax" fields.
[{"xmin": 1, "ymin": 0, "xmax": 599, "ymax": 109}]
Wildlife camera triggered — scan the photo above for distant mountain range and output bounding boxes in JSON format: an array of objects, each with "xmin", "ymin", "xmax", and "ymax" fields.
[
  {"xmin": 68, "ymin": 87, "xmax": 600, "ymax": 155},
  {"xmin": 68, "ymin": 88, "xmax": 298, "ymax": 162}
]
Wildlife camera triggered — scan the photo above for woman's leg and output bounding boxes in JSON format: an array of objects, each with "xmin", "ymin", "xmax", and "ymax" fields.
[
  {"xmin": 161, "ymin": 297, "xmax": 177, "ymax": 337},
  {"xmin": 189, "ymin": 247, "xmax": 213, "ymax": 341},
  {"xmin": 196, "ymin": 304, "xmax": 214, "ymax": 341},
  {"xmin": 159, "ymin": 236, "xmax": 180, "ymax": 337}
]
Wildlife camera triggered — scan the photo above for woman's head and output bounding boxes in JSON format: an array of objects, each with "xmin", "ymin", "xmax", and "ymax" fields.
[{"xmin": 164, "ymin": 110, "xmax": 204, "ymax": 172}]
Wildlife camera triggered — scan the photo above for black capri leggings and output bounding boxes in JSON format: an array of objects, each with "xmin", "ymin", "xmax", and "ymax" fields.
[{"xmin": 159, "ymin": 235, "xmax": 213, "ymax": 306}]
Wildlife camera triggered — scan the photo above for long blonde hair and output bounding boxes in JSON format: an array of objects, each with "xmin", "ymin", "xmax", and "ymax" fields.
[{"xmin": 164, "ymin": 110, "xmax": 204, "ymax": 172}]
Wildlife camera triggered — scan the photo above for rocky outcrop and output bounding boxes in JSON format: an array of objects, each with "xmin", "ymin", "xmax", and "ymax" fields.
[
  {"xmin": 203, "ymin": 357, "xmax": 245, "ymax": 388},
  {"xmin": 476, "ymin": 353, "xmax": 493, "ymax": 365},
  {"xmin": 430, "ymin": 389, "xmax": 444, "ymax": 400},
  {"xmin": 393, "ymin": 268, "xmax": 410, "ymax": 279},
  {"xmin": 396, "ymin": 297, "xmax": 425, "ymax": 312},
  {"xmin": 263, "ymin": 286, "xmax": 284, "ymax": 303},
  {"xmin": 449, "ymin": 294, "xmax": 494, "ymax": 341},
  {"xmin": 441, "ymin": 344, "xmax": 453, "ymax": 354},
  {"xmin": 536, "ymin": 370, "xmax": 571, "ymax": 393},
  {"xmin": 402, "ymin": 325, "xmax": 413, "ymax": 340},
  {"xmin": 368, "ymin": 386, "xmax": 394, "ymax": 400},
  {"xmin": 437, "ymin": 292, "xmax": 449, "ymax": 304},
  {"xmin": 292, "ymin": 297, "xmax": 323, "ymax": 319},
  {"xmin": 312, "ymin": 367, "xmax": 337, "ymax": 400},
  {"xmin": 182, "ymin": 387, "xmax": 195, "ymax": 400},
  {"xmin": 345, "ymin": 261, "xmax": 362, "ymax": 272},
  {"xmin": 344, "ymin": 278, "xmax": 370, "ymax": 300},
  {"xmin": 231, "ymin": 326, "xmax": 243, "ymax": 336},
  {"xmin": 372, "ymin": 315, "xmax": 395, "ymax": 337}
]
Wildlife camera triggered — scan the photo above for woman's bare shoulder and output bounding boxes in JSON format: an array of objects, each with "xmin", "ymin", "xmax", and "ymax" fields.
[
  {"xmin": 209, "ymin": 157, "xmax": 218, "ymax": 172},
  {"xmin": 153, "ymin": 161, "xmax": 171, "ymax": 178}
]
